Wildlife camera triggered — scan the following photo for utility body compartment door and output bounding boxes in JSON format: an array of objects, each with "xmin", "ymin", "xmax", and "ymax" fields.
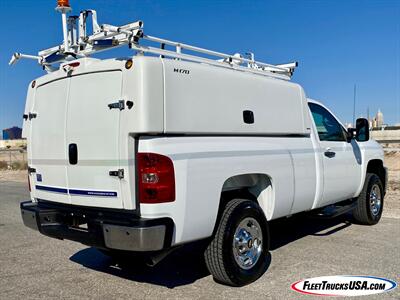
[
  {"xmin": 30, "ymin": 79, "xmax": 70, "ymax": 204},
  {"xmin": 66, "ymin": 71, "xmax": 124, "ymax": 209}
]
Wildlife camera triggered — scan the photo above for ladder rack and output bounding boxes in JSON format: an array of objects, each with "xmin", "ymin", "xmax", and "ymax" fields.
[{"xmin": 9, "ymin": 5, "xmax": 298, "ymax": 80}]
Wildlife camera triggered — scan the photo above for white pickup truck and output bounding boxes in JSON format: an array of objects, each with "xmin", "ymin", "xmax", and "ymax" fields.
[{"xmin": 15, "ymin": 5, "xmax": 387, "ymax": 287}]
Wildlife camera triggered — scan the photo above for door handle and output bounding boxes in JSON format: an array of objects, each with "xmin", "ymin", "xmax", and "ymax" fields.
[
  {"xmin": 324, "ymin": 148, "xmax": 336, "ymax": 158},
  {"xmin": 69, "ymin": 143, "xmax": 78, "ymax": 165}
]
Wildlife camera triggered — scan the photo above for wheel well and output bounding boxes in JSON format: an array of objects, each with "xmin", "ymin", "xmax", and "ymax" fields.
[
  {"xmin": 212, "ymin": 174, "xmax": 273, "ymax": 235},
  {"xmin": 367, "ymin": 159, "xmax": 386, "ymax": 191}
]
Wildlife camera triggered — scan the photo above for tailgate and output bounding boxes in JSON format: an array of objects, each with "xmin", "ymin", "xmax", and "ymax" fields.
[{"xmin": 30, "ymin": 71, "xmax": 126, "ymax": 209}]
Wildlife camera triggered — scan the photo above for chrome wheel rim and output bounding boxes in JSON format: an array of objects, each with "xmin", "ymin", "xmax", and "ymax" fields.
[
  {"xmin": 232, "ymin": 217, "xmax": 263, "ymax": 270},
  {"xmin": 369, "ymin": 184, "xmax": 382, "ymax": 217}
]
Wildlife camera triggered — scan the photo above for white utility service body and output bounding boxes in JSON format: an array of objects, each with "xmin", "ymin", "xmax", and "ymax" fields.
[
  {"xmin": 15, "ymin": 4, "xmax": 387, "ymax": 286},
  {"xmin": 21, "ymin": 55, "xmax": 384, "ymax": 245}
]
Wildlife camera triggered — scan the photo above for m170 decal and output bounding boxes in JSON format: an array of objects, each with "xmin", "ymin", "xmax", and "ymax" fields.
[{"xmin": 174, "ymin": 68, "xmax": 190, "ymax": 74}]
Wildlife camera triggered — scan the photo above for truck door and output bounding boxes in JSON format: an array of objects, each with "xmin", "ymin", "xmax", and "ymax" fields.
[
  {"xmin": 66, "ymin": 71, "xmax": 124, "ymax": 209},
  {"xmin": 309, "ymin": 102, "xmax": 362, "ymax": 206}
]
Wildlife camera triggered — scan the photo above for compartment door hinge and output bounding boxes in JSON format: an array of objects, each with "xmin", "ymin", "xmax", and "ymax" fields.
[
  {"xmin": 108, "ymin": 100, "xmax": 125, "ymax": 110},
  {"xmin": 28, "ymin": 167, "xmax": 36, "ymax": 174},
  {"xmin": 109, "ymin": 169, "xmax": 124, "ymax": 179},
  {"xmin": 28, "ymin": 112, "xmax": 37, "ymax": 120}
]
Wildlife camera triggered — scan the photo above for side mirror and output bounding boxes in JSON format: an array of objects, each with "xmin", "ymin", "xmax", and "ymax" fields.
[
  {"xmin": 347, "ymin": 128, "xmax": 356, "ymax": 142},
  {"xmin": 355, "ymin": 118, "xmax": 369, "ymax": 142}
]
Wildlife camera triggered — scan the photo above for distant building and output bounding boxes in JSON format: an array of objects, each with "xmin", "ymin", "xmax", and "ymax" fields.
[
  {"xmin": 369, "ymin": 109, "xmax": 385, "ymax": 129},
  {"xmin": 375, "ymin": 109, "xmax": 384, "ymax": 127},
  {"xmin": 2, "ymin": 126, "xmax": 22, "ymax": 140}
]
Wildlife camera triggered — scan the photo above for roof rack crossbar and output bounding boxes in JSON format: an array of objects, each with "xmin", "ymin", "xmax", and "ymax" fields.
[
  {"xmin": 9, "ymin": 7, "xmax": 298, "ymax": 80},
  {"xmin": 142, "ymin": 35, "xmax": 294, "ymax": 75}
]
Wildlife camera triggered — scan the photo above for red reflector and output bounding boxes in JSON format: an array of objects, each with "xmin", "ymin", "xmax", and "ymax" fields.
[
  {"xmin": 137, "ymin": 153, "xmax": 175, "ymax": 204},
  {"xmin": 68, "ymin": 62, "xmax": 80, "ymax": 68}
]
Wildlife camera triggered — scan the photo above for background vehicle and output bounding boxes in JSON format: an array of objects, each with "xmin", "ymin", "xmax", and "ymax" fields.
[{"xmin": 15, "ymin": 2, "xmax": 386, "ymax": 286}]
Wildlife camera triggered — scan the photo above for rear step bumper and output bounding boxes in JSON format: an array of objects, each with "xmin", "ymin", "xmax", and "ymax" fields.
[{"xmin": 20, "ymin": 201, "xmax": 174, "ymax": 252}]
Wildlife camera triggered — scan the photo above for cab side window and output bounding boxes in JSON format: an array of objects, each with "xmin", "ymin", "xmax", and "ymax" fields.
[{"xmin": 308, "ymin": 103, "xmax": 346, "ymax": 142}]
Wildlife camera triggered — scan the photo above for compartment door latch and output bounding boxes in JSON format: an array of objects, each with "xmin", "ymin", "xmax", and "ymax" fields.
[
  {"xmin": 108, "ymin": 100, "xmax": 125, "ymax": 110},
  {"xmin": 109, "ymin": 169, "xmax": 124, "ymax": 179}
]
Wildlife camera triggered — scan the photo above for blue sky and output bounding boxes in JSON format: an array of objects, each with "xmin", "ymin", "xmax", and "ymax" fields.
[{"xmin": 0, "ymin": 0, "xmax": 399, "ymax": 130}]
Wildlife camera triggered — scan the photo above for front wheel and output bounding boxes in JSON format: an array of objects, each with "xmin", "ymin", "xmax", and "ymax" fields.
[
  {"xmin": 204, "ymin": 199, "xmax": 270, "ymax": 286},
  {"xmin": 353, "ymin": 173, "xmax": 384, "ymax": 225}
]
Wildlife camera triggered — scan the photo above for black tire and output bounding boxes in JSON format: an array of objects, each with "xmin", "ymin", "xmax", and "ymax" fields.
[
  {"xmin": 353, "ymin": 173, "xmax": 384, "ymax": 225},
  {"xmin": 204, "ymin": 199, "xmax": 270, "ymax": 286}
]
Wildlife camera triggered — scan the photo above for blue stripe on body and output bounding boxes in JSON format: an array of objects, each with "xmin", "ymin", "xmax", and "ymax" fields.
[
  {"xmin": 69, "ymin": 189, "xmax": 117, "ymax": 197},
  {"xmin": 35, "ymin": 185, "xmax": 117, "ymax": 197},
  {"xmin": 36, "ymin": 185, "xmax": 68, "ymax": 194}
]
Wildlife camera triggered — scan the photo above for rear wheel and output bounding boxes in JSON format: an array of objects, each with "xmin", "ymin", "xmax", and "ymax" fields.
[
  {"xmin": 353, "ymin": 173, "xmax": 384, "ymax": 225},
  {"xmin": 204, "ymin": 199, "xmax": 270, "ymax": 286}
]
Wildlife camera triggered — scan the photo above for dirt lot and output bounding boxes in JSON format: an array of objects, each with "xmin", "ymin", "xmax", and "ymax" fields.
[
  {"xmin": 0, "ymin": 149, "xmax": 27, "ymax": 170},
  {"xmin": 1, "ymin": 182, "xmax": 399, "ymax": 300},
  {"xmin": 383, "ymin": 149, "xmax": 400, "ymax": 218},
  {"xmin": 0, "ymin": 170, "xmax": 26, "ymax": 182}
]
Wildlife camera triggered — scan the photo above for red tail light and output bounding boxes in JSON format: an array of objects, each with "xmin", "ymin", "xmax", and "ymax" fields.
[{"xmin": 137, "ymin": 153, "xmax": 175, "ymax": 204}]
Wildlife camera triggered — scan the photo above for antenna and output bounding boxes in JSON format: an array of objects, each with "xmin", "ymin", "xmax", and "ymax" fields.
[{"xmin": 352, "ymin": 84, "xmax": 357, "ymax": 126}]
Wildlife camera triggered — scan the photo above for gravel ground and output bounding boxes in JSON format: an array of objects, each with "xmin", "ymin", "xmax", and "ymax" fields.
[
  {"xmin": 0, "ymin": 149, "xmax": 399, "ymax": 299},
  {"xmin": 0, "ymin": 170, "xmax": 26, "ymax": 183},
  {"xmin": 0, "ymin": 181, "xmax": 399, "ymax": 300},
  {"xmin": 385, "ymin": 170, "xmax": 400, "ymax": 219}
]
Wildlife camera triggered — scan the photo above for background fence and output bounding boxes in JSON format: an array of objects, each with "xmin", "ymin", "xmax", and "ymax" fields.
[{"xmin": 0, "ymin": 148, "xmax": 27, "ymax": 170}]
